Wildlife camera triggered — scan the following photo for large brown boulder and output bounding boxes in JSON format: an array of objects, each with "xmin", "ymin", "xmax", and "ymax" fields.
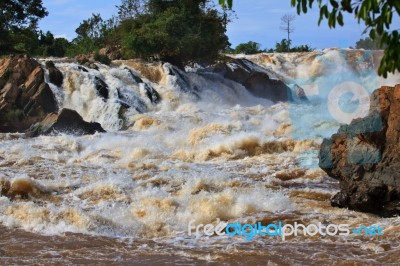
[
  {"xmin": 26, "ymin": 108, "xmax": 105, "ymax": 137},
  {"xmin": 319, "ymin": 84, "xmax": 400, "ymax": 217},
  {"xmin": 0, "ymin": 55, "xmax": 57, "ymax": 132}
]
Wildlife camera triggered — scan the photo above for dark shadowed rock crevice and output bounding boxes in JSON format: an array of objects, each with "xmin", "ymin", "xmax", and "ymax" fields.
[
  {"xmin": 94, "ymin": 76, "xmax": 109, "ymax": 100},
  {"xmin": 319, "ymin": 84, "xmax": 400, "ymax": 217},
  {"xmin": 45, "ymin": 61, "xmax": 64, "ymax": 87}
]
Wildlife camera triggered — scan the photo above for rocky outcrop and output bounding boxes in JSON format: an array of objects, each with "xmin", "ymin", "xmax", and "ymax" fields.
[
  {"xmin": 99, "ymin": 46, "xmax": 122, "ymax": 60},
  {"xmin": 124, "ymin": 67, "xmax": 160, "ymax": 104},
  {"xmin": 76, "ymin": 54, "xmax": 94, "ymax": 65},
  {"xmin": 164, "ymin": 64, "xmax": 200, "ymax": 98},
  {"xmin": 0, "ymin": 55, "xmax": 57, "ymax": 133},
  {"xmin": 210, "ymin": 59, "xmax": 295, "ymax": 103},
  {"xmin": 26, "ymin": 108, "xmax": 105, "ymax": 137},
  {"xmin": 319, "ymin": 84, "xmax": 400, "ymax": 217},
  {"xmin": 75, "ymin": 54, "xmax": 100, "ymax": 70}
]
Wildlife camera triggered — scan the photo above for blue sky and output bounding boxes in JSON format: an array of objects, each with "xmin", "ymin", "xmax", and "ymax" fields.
[{"xmin": 39, "ymin": 0, "xmax": 399, "ymax": 49}]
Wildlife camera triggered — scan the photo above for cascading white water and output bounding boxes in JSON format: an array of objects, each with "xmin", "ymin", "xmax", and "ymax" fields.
[
  {"xmin": 40, "ymin": 59, "xmax": 276, "ymax": 132},
  {"xmin": 1, "ymin": 50, "xmax": 400, "ymax": 264}
]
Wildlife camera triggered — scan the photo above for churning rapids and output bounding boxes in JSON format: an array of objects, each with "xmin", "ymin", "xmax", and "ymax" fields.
[{"xmin": 1, "ymin": 49, "xmax": 400, "ymax": 265}]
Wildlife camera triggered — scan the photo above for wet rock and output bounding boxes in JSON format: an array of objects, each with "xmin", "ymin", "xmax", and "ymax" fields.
[
  {"xmin": 143, "ymin": 83, "xmax": 161, "ymax": 104},
  {"xmin": 124, "ymin": 67, "xmax": 161, "ymax": 104},
  {"xmin": 164, "ymin": 64, "xmax": 200, "ymax": 98},
  {"xmin": 116, "ymin": 88, "xmax": 147, "ymax": 113},
  {"xmin": 116, "ymin": 89, "xmax": 131, "ymax": 109},
  {"xmin": 293, "ymin": 84, "xmax": 309, "ymax": 102},
  {"xmin": 0, "ymin": 55, "xmax": 57, "ymax": 133},
  {"xmin": 78, "ymin": 66, "xmax": 89, "ymax": 72},
  {"xmin": 210, "ymin": 58, "xmax": 294, "ymax": 103},
  {"xmin": 26, "ymin": 108, "xmax": 105, "ymax": 137},
  {"xmin": 0, "ymin": 176, "xmax": 53, "ymax": 199},
  {"xmin": 45, "ymin": 61, "xmax": 64, "ymax": 87},
  {"xmin": 85, "ymin": 62, "xmax": 99, "ymax": 70},
  {"xmin": 320, "ymin": 84, "xmax": 400, "ymax": 217},
  {"xmin": 94, "ymin": 76, "xmax": 109, "ymax": 99}
]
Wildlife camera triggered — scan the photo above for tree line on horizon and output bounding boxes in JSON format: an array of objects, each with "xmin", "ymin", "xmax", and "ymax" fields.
[
  {"xmin": 1, "ymin": 0, "xmax": 230, "ymax": 67},
  {"xmin": 0, "ymin": 0, "xmax": 394, "ymax": 68}
]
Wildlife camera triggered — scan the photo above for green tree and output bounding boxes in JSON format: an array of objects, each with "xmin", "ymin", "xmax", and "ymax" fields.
[
  {"xmin": 275, "ymin": 39, "xmax": 291, "ymax": 53},
  {"xmin": 280, "ymin": 14, "xmax": 295, "ymax": 51},
  {"xmin": 53, "ymin": 38, "xmax": 70, "ymax": 57},
  {"xmin": 235, "ymin": 41, "xmax": 262, "ymax": 54},
  {"xmin": 274, "ymin": 39, "xmax": 313, "ymax": 53},
  {"xmin": 290, "ymin": 44, "xmax": 313, "ymax": 52},
  {"xmin": 0, "ymin": 0, "xmax": 48, "ymax": 53},
  {"xmin": 75, "ymin": 13, "xmax": 104, "ymax": 41},
  {"xmin": 117, "ymin": 0, "xmax": 230, "ymax": 67},
  {"xmin": 117, "ymin": 0, "xmax": 147, "ymax": 21},
  {"xmin": 355, "ymin": 37, "xmax": 385, "ymax": 50},
  {"xmin": 34, "ymin": 30, "xmax": 53, "ymax": 55},
  {"xmin": 67, "ymin": 13, "xmax": 120, "ymax": 57},
  {"xmin": 68, "ymin": 13, "xmax": 107, "ymax": 56}
]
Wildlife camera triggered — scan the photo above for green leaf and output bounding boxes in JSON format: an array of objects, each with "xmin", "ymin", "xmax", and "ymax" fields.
[
  {"xmin": 329, "ymin": 0, "xmax": 338, "ymax": 9},
  {"xmin": 377, "ymin": 22, "xmax": 383, "ymax": 35},
  {"xmin": 395, "ymin": 1, "xmax": 400, "ymax": 15},
  {"xmin": 302, "ymin": 0, "xmax": 307, "ymax": 13},
  {"xmin": 318, "ymin": 12, "xmax": 323, "ymax": 25},
  {"xmin": 219, "ymin": 0, "xmax": 232, "ymax": 9},
  {"xmin": 323, "ymin": 5, "xmax": 329, "ymax": 18},
  {"xmin": 386, "ymin": 11, "xmax": 392, "ymax": 28},
  {"xmin": 337, "ymin": 12, "xmax": 343, "ymax": 26},
  {"xmin": 328, "ymin": 10, "xmax": 337, "ymax": 28},
  {"xmin": 369, "ymin": 29, "xmax": 375, "ymax": 39}
]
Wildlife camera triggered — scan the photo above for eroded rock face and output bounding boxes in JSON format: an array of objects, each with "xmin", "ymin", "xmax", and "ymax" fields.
[
  {"xmin": 211, "ymin": 59, "xmax": 293, "ymax": 103},
  {"xmin": 0, "ymin": 55, "xmax": 58, "ymax": 132},
  {"xmin": 99, "ymin": 46, "xmax": 122, "ymax": 60},
  {"xmin": 319, "ymin": 84, "xmax": 400, "ymax": 217},
  {"xmin": 26, "ymin": 108, "xmax": 105, "ymax": 137}
]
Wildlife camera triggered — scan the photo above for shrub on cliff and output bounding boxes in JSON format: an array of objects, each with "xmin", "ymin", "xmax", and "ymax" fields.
[
  {"xmin": 274, "ymin": 39, "xmax": 313, "ymax": 53},
  {"xmin": 234, "ymin": 41, "xmax": 262, "ymax": 54},
  {"xmin": 94, "ymin": 51, "xmax": 111, "ymax": 65}
]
